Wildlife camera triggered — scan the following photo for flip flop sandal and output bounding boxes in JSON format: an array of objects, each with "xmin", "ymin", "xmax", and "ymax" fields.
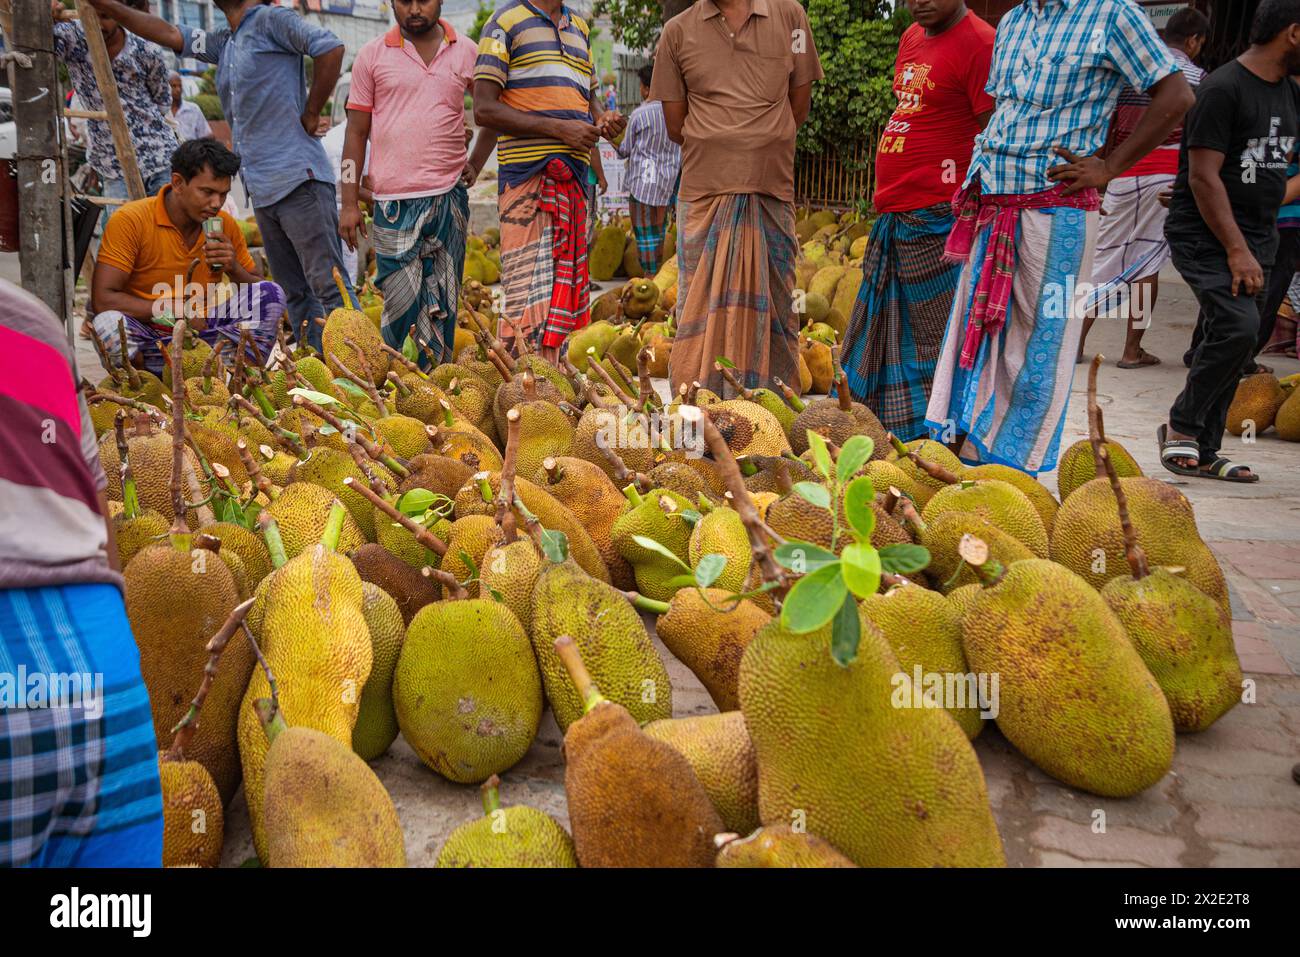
[
  {"xmin": 1199, "ymin": 457, "xmax": 1259, "ymax": 483},
  {"xmin": 1157, "ymin": 423, "xmax": 1202, "ymax": 477},
  {"xmin": 1117, "ymin": 351, "xmax": 1160, "ymax": 369}
]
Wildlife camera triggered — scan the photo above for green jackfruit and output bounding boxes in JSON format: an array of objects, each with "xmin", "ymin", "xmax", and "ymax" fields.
[
  {"xmin": 715, "ymin": 825, "xmax": 856, "ymax": 867},
  {"xmin": 921, "ymin": 479, "xmax": 1048, "ymax": 557},
  {"xmin": 688, "ymin": 507, "xmax": 752, "ymax": 593},
  {"xmin": 610, "ymin": 488, "xmax": 694, "ymax": 601},
  {"xmin": 265, "ymin": 482, "xmax": 368, "ymax": 559},
  {"xmin": 436, "ymin": 776, "xmax": 577, "ymax": 867},
  {"xmin": 1056, "ymin": 439, "xmax": 1142, "ymax": 500},
  {"xmin": 655, "ymin": 588, "xmax": 771, "ymax": 712},
  {"xmin": 643, "ymin": 712, "xmax": 760, "ymax": 835},
  {"xmin": 352, "ymin": 582, "xmax": 406, "ymax": 761}
]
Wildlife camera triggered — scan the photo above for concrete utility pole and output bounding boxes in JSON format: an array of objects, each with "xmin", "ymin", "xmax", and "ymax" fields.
[{"xmin": 10, "ymin": 0, "xmax": 69, "ymax": 321}]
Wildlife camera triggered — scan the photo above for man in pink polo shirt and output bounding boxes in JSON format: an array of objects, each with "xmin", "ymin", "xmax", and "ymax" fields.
[{"xmin": 339, "ymin": 0, "xmax": 496, "ymax": 363}]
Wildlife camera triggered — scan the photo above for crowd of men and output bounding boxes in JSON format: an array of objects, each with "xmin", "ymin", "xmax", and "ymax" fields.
[{"xmin": 2, "ymin": 0, "xmax": 1300, "ymax": 864}]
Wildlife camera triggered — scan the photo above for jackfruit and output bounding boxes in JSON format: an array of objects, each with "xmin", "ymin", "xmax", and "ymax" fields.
[
  {"xmin": 739, "ymin": 609, "xmax": 1005, "ymax": 866},
  {"xmin": 477, "ymin": 537, "xmax": 545, "ymax": 632},
  {"xmin": 533, "ymin": 456, "xmax": 634, "ymax": 590},
  {"xmin": 610, "ymin": 488, "xmax": 694, "ymax": 601},
  {"xmin": 529, "ymin": 562, "xmax": 672, "ymax": 731},
  {"xmin": 715, "ymin": 825, "xmax": 856, "ymax": 867},
  {"xmin": 921, "ymin": 479, "xmax": 1048, "ymax": 557},
  {"xmin": 704, "ymin": 400, "xmax": 792, "ymax": 457},
  {"xmin": 961, "ymin": 555, "xmax": 1174, "ymax": 797},
  {"xmin": 656, "ymin": 588, "xmax": 770, "ymax": 712},
  {"xmin": 393, "ymin": 598, "xmax": 541, "ymax": 783},
  {"xmin": 100, "ymin": 424, "xmax": 209, "ymax": 529},
  {"xmin": 687, "ymin": 506, "xmax": 752, "ymax": 592},
  {"xmin": 961, "ymin": 463, "xmax": 1059, "ymax": 534},
  {"xmin": 557, "ymin": 637, "xmax": 722, "ymax": 867},
  {"xmin": 1056, "ymin": 438, "xmax": 1142, "ymax": 500},
  {"xmin": 372, "ymin": 414, "xmax": 434, "ymax": 459},
  {"xmin": 352, "ymin": 582, "xmax": 406, "ymax": 760},
  {"xmin": 1278, "ymin": 386, "xmax": 1300, "ymax": 440},
  {"xmin": 890, "ymin": 439, "xmax": 963, "ymax": 505},
  {"xmin": 862, "ymin": 585, "xmax": 983, "ymax": 739},
  {"xmin": 259, "ymin": 707, "xmax": 404, "ymax": 867},
  {"xmin": 920, "ymin": 511, "xmax": 1035, "ymax": 592},
  {"xmin": 435, "ymin": 776, "xmax": 577, "ymax": 867},
  {"xmin": 643, "ymin": 712, "xmax": 760, "ymax": 835},
  {"xmin": 510, "ymin": 400, "xmax": 575, "ymax": 480},
  {"xmin": 322, "ymin": 305, "xmax": 388, "ymax": 382},
  {"xmin": 437, "ymin": 514, "xmax": 502, "ymax": 597},
  {"xmin": 199, "ymin": 520, "xmax": 272, "ymax": 587},
  {"xmin": 115, "ymin": 509, "xmax": 169, "ymax": 568},
  {"xmin": 158, "ymin": 754, "xmax": 224, "ymax": 867},
  {"xmin": 350, "ymin": 542, "xmax": 440, "ymax": 623},
  {"xmin": 590, "ymin": 224, "xmax": 628, "ymax": 281},
  {"xmin": 1225, "ymin": 372, "xmax": 1286, "ymax": 435},
  {"xmin": 265, "ymin": 482, "xmax": 367, "ymax": 559},
  {"xmin": 789, "ymin": 394, "xmax": 889, "ymax": 457}
]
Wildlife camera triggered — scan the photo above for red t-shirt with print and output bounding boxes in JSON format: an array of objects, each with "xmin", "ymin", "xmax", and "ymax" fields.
[{"xmin": 873, "ymin": 14, "xmax": 996, "ymax": 213}]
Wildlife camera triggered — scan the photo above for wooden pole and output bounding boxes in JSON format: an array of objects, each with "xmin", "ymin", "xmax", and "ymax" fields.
[
  {"xmin": 11, "ymin": 0, "xmax": 68, "ymax": 321},
  {"xmin": 72, "ymin": 0, "xmax": 145, "ymax": 199}
]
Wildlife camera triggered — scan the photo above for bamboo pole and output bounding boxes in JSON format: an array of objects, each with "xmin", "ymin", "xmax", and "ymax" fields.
[{"xmin": 72, "ymin": 0, "xmax": 145, "ymax": 199}]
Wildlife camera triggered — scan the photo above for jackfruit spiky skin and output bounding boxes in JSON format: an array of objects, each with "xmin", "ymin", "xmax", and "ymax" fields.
[
  {"xmin": 532, "ymin": 456, "xmax": 634, "ymax": 590},
  {"xmin": 100, "ymin": 428, "xmax": 209, "ymax": 529},
  {"xmin": 862, "ymin": 586, "xmax": 983, "ymax": 739},
  {"xmin": 261, "ymin": 450, "xmax": 297, "ymax": 487},
  {"xmin": 443, "ymin": 376, "xmax": 495, "ymax": 436},
  {"xmin": 430, "ymin": 423, "xmax": 504, "ymax": 472},
  {"xmin": 289, "ymin": 448, "xmax": 396, "ymax": 540},
  {"xmin": 1276, "ymin": 387, "xmax": 1300, "ymax": 440},
  {"xmin": 238, "ymin": 545, "xmax": 373, "ymax": 862},
  {"xmin": 185, "ymin": 376, "xmax": 230, "ymax": 410},
  {"xmin": 921, "ymin": 479, "xmax": 1048, "ymax": 557},
  {"xmin": 688, "ymin": 507, "xmax": 752, "ymax": 593},
  {"xmin": 1100, "ymin": 569, "xmax": 1243, "ymax": 733},
  {"xmin": 961, "ymin": 559, "xmax": 1175, "ymax": 797},
  {"xmin": 452, "ymin": 474, "xmax": 610, "ymax": 584},
  {"xmin": 199, "ymin": 521, "xmax": 273, "ymax": 588},
  {"xmin": 920, "ymin": 512, "xmax": 1036, "ymax": 592},
  {"xmin": 372, "ymin": 414, "xmax": 434, "ymax": 459},
  {"xmin": 573, "ymin": 407, "xmax": 659, "ymax": 479},
  {"xmin": 398, "ymin": 454, "xmax": 475, "ymax": 499},
  {"xmin": 1049, "ymin": 476, "xmax": 1229, "ymax": 615},
  {"xmin": 862, "ymin": 459, "xmax": 926, "ymax": 504},
  {"xmin": 322, "ymin": 308, "xmax": 389, "ymax": 382},
  {"xmin": 159, "ymin": 755, "xmax": 224, "ymax": 867},
  {"xmin": 645, "ymin": 461, "xmax": 708, "ymax": 501},
  {"xmin": 395, "ymin": 376, "xmax": 451, "ymax": 424},
  {"xmin": 530, "ymin": 562, "xmax": 672, "ymax": 731},
  {"xmin": 216, "ymin": 548, "xmax": 251, "ymax": 600},
  {"xmin": 188, "ymin": 421, "xmax": 250, "ymax": 487},
  {"xmin": 610, "ymin": 489, "xmax": 695, "ymax": 601},
  {"xmin": 125, "ymin": 543, "xmax": 247, "ymax": 802},
  {"xmin": 643, "ymin": 712, "xmax": 760, "ymax": 835},
  {"xmin": 945, "ymin": 583, "xmax": 982, "ymax": 618},
  {"xmin": 748, "ymin": 389, "xmax": 796, "ymax": 435},
  {"xmin": 888, "ymin": 439, "xmax": 963, "ymax": 505},
  {"xmin": 353, "ymin": 583, "xmax": 406, "ymax": 761},
  {"xmin": 435, "ymin": 806, "xmax": 578, "ymax": 867},
  {"xmin": 514, "ymin": 355, "xmax": 577, "ymax": 403},
  {"xmin": 478, "ymin": 539, "xmax": 545, "ymax": 633},
  {"xmin": 374, "ymin": 510, "xmax": 451, "ymax": 571},
  {"xmin": 87, "ymin": 397, "xmax": 120, "ymax": 439},
  {"xmin": 437, "ymin": 515, "xmax": 501, "ymax": 598},
  {"xmin": 1225, "ymin": 372, "xmax": 1286, "ymax": 435},
  {"xmin": 564, "ymin": 701, "xmax": 724, "ymax": 867},
  {"xmin": 961, "ymin": 464, "xmax": 1059, "ymax": 533},
  {"xmin": 350, "ymin": 542, "xmax": 441, "ymax": 623},
  {"xmin": 264, "ymin": 482, "xmax": 367, "ymax": 559},
  {"xmin": 1055, "ymin": 439, "xmax": 1142, "ymax": 500},
  {"xmin": 492, "ymin": 376, "xmax": 567, "ymax": 438},
  {"xmin": 114, "ymin": 509, "xmax": 170, "ymax": 568},
  {"xmin": 704, "ymin": 400, "xmax": 792, "ymax": 457},
  {"xmin": 743, "ymin": 455, "xmax": 818, "ymax": 494},
  {"xmin": 767, "ymin": 489, "xmax": 903, "ymax": 554},
  {"xmin": 162, "ymin": 339, "xmax": 212, "ymax": 388},
  {"xmin": 789, "ymin": 397, "xmax": 889, "ymax": 458},
  {"xmin": 394, "ymin": 599, "xmax": 541, "ymax": 783},
  {"xmin": 739, "ymin": 610, "xmax": 1005, "ymax": 867},
  {"xmin": 656, "ymin": 588, "xmax": 771, "ymax": 712},
  {"xmin": 276, "ymin": 406, "xmax": 346, "ymax": 454},
  {"xmin": 510, "ymin": 401, "xmax": 575, "ymax": 481},
  {"xmin": 262, "ymin": 726, "xmax": 405, "ymax": 867},
  {"xmin": 716, "ymin": 824, "xmax": 857, "ymax": 867}
]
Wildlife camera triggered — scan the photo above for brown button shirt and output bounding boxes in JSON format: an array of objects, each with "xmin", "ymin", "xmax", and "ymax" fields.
[{"xmin": 650, "ymin": 0, "xmax": 823, "ymax": 204}]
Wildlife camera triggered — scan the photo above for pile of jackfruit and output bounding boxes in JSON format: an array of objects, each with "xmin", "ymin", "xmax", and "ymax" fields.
[
  {"xmin": 794, "ymin": 207, "xmax": 872, "ymax": 392},
  {"xmin": 1225, "ymin": 370, "xmax": 1300, "ymax": 440},
  {"xmin": 462, "ymin": 227, "xmax": 502, "ymax": 285},
  {"xmin": 83, "ymin": 267, "xmax": 1244, "ymax": 866},
  {"xmin": 588, "ymin": 215, "xmax": 677, "ymax": 282}
]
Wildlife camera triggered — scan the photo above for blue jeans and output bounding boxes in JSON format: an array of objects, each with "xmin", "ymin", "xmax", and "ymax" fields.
[
  {"xmin": 253, "ymin": 178, "xmax": 354, "ymax": 351},
  {"xmin": 101, "ymin": 168, "xmax": 172, "ymax": 228}
]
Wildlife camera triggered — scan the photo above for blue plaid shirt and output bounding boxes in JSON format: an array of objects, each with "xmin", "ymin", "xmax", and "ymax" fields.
[
  {"xmin": 181, "ymin": 5, "xmax": 342, "ymax": 208},
  {"xmin": 966, "ymin": 0, "xmax": 1178, "ymax": 195}
]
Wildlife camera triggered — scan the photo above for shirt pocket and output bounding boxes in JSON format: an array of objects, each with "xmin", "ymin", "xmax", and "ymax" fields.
[
  {"xmin": 737, "ymin": 49, "xmax": 791, "ymax": 105},
  {"xmin": 1017, "ymin": 47, "xmax": 1105, "ymax": 110}
]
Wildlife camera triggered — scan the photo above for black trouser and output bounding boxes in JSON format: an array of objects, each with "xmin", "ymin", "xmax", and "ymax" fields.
[
  {"xmin": 1184, "ymin": 227, "xmax": 1299, "ymax": 367},
  {"xmin": 1167, "ymin": 231, "xmax": 1269, "ymax": 461}
]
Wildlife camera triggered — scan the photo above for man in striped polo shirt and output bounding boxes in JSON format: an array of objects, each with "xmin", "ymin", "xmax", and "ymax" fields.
[
  {"xmin": 0, "ymin": 280, "xmax": 163, "ymax": 867},
  {"xmin": 474, "ymin": 0, "xmax": 626, "ymax": 361}
]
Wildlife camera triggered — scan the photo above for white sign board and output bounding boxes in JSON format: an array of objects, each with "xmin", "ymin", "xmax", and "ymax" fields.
[{"xmin": 596, "ymin": 141, "xmax": 628, "ymax": 216}]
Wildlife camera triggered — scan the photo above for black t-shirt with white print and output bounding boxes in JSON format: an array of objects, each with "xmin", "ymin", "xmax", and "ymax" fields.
[{"xmin": 1166, "ymin": 61, "xmax": 1300, "ymax": 265}]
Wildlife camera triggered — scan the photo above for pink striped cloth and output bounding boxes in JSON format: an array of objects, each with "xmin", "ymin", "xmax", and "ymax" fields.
[{"xmin": 944, "ymin": 179, "xmax": 1100, "ymax": 369}]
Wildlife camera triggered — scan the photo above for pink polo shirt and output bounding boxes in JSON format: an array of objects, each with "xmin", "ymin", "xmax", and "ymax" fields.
[{"xmin": 347, "ymin": 22, "xmax": 476, "ymax": 200}]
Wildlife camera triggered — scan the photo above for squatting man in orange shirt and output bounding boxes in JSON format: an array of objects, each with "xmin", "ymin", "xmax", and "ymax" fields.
[{"xmin": 90, "ymin": 137, "xmax": 284, "ymax": 376}]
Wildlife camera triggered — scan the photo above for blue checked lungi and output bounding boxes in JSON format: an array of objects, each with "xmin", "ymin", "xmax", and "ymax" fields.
[
  {"xmin": 1, "ymin": 583, "xmax": 163, "ymax": 867},
  {"xmin": 373, "ymin": 185, "xmax": 470, "ymax": 368},
  {"xmin": 926, "ymin": 207, "xmax": 1098, "ymax": 475},
  {"xmin": 93, "ymin": 279, "xmax": 285, "ymax": 378},
  {"xmin": 841, "ymin": 205, "xmax": 961, "ymax": 441}
]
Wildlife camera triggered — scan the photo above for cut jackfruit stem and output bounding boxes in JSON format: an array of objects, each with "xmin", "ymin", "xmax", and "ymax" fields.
[
  {"xmin": 623, "ymin": 484, "xmax": 644, "ymax": 507},
  {"xmin": 624, "ymin": 590, "xmax": 671, "ymax": 615},
  {"xmin": 167, "ymin": 595, "xmax": 257, "ymax": 760},
  {"xmin": 958, "ymin": 535, "xmax": 1007, "ymax": 588},
  {"xmin": 888, "ymin": 432, "xmax": 962, "ymax": 485},
  {"xmin": 480, "ymin": 775, "xmax": 502, "ymax": 816},
  {"xmin": 553, "ymin": 635, "xmax": 607, "ymax": 714},
  {"xmin": 332, "ymin": 265, "xmax": 361, "ymax": 311},
  {"xmin": 236, "ymin": 439, "xmax": 276, "ymax": 501},
  {"xmin": 258, "ymin": 513, "xmax": 288, "ymax": 569},
  {"xmin": 254, "ymin": 697, "xmax": 289, "ymax": 744},
  {"xmin": 385, "ymin": 371, "xmax": 412, "ymax": 397},
  {"xmin": 1088, "ymin": 356, "xmax": 1150, "ymax": 580},
  {"xmin": 321, "ymin": 502, "xmax": 346, "ymax": 552},
  {"xmin": 114, "ymin": 413, "xmax": 141, "ymax": 521},
  {"xmin": 496, "ymin": 409, "xmax": 521, "ymax": 544},
  {"xmin": 421, "ymin": 565, "xmax": 469, "ymax": 599}
]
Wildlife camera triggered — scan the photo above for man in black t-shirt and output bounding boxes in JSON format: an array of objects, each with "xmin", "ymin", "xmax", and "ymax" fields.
[{"xmin": 1159, "ymin": 0, "xmax": 1300, "ymax": 483}]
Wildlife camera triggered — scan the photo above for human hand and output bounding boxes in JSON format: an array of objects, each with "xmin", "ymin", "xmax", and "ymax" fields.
[
  {"xmin": 1227, "ymin": 247, "xmax": 1264, "ymax": 297},
  {"xmin": 1046, "ymin": 146, "xmax": 1114, "ymax": 196},
  {"xmin": 597, "ymin": 110, "xmax": 626, "ymax": 140},
  {"xmin": 460, "ymin": 160, "xmax": 481, "ymax": 188},
  {"xmin": 553, "ymin": 119, "xmax": 600, "ymax": 153},
  {"xmin": 301, "ymin": 110, "xmax": 322, "ymax": 137},
  {"xmin": 1157, "ymin": 188, "xmax": 1173, "ymax": 209},
  {"xmin": 338, "ymin": 203, "xmax": 367, "ymax": 251},
  {"xmin": 204, "ymin": 233, "xmax": 236, "ymax": 272}
]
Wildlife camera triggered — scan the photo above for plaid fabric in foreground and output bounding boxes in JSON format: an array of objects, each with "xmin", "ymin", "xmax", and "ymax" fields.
[
  {"xmin": 1, "ymin": 583, "xmax": 162, "ymax": 867},
  {"xmin": 840, "ymin": 204, "xmax": 961, "ymax": 441},
  {"xmin": 629, "ymin": 197, "xmax": 670, "ymax": 275},
  {"xmin": 669, "ymin": 192, "xmax": 799, "ymax": 397}
]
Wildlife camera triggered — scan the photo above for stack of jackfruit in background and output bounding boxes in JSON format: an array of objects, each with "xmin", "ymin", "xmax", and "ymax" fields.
[
  {"xmin": 81, "ymin": 233, "xmax": 1247, "ymax": 868},
  {"xmin": 793, "ymin": 207, "xmax": 872, "ymax": 393},
  {"xmin": 1224, "ymin": 370, "xmax": 1300, "ymax": 441}
]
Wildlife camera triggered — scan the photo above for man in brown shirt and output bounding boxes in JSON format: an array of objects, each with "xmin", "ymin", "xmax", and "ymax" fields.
[{"xmin": 651, "ymin": 0, "xmax": 822, "ymax": 396}]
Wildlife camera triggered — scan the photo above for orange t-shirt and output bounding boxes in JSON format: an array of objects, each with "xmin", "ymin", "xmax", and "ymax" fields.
[{"xmin": 97, "ymin": 186, "xmax": 255, "ymax": 325}]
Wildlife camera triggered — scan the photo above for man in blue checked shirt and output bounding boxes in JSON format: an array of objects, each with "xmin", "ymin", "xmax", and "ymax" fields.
[
  {"xmin": 618, "ymin": 62, "xmax": 682, "ymax": 276},
  {"xmin": 87, "ymin": 0, "xmax": 352, "ymax": 352},
  {"xmin": 924, "ymin": 0, "xmax": 1193, "ymax": 476}
]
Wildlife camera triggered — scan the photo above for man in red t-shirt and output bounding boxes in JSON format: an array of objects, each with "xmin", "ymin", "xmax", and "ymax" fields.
[
  {"xmin": 841, "ymin": 0, "xmax": 995, "ymax": 440},
  {"xmin": 1080, "ymin": 7, "xmax": 1210, "ymax": 369}
]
